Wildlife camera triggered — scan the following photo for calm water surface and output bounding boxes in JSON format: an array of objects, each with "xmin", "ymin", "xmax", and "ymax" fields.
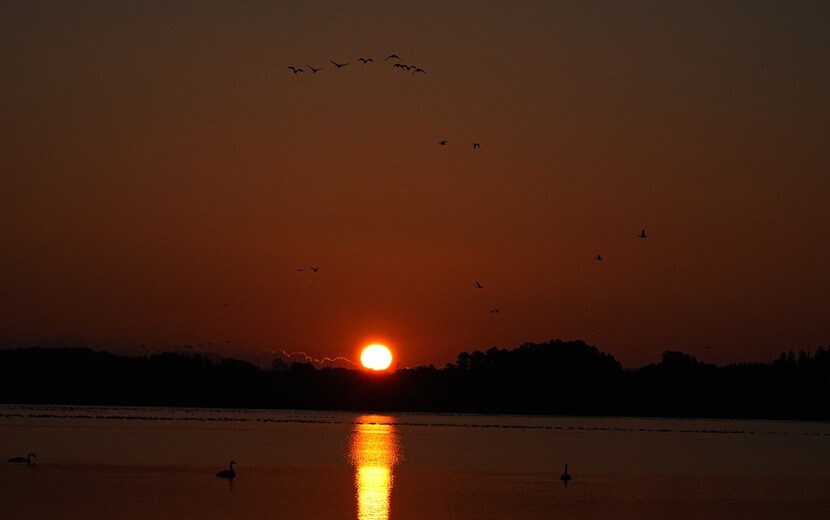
[{"xmin": 2, "ymin": 405, "xmax": 829, "ymax": 519}]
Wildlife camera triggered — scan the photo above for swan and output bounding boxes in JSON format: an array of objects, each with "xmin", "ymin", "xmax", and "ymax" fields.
[
  {"xmin": 217, "ymin": 460, "xmax": 237, "ymax": 479},
  {"xmin": 560, "ymin": 463, "xmax": 571, "ymax": 482},
  {"xmin": 8, "ymin": 453, "xmax": 37, "ymax": 465}
]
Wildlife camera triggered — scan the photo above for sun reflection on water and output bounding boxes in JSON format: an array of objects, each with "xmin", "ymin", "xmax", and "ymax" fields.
[{"xmin": 349, "ymin": 415, "xmax": 401, "ymax": 520}]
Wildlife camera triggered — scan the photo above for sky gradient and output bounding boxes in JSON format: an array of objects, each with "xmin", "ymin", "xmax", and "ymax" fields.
[{"xmin": 2, "ymin": 1, "xmax": 828, "ymax": 368}]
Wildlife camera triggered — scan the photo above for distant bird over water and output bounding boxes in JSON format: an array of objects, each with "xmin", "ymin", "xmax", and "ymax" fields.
[
  {"xmin": 560, "ymin": 464, "xmax": 571, "ymax": 484},
  {"xmin": 288, "ymin": 66, "xmax": 303, "ymax": 74},
  {"xmin": 8, "ymin": 453, "xmax": 36, "ymax": 465},
  {"xmin": 639, "ymin": 228, "xmax": 647, "ymax": 239},
  {"xmin": 217, "ymin": 460, "xmax": 237, "ymax": 479}
]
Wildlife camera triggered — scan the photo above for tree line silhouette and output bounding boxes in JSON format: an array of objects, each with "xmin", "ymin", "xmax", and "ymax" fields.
[{"xmin": 1, "ymin": 340, "xmax": 828, "ymax": 420}]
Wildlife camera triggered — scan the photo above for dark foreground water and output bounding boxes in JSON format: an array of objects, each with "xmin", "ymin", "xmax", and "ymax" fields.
[{"xmin": 2, "ymin": 405, "xmax": 829, "ymax": 519}]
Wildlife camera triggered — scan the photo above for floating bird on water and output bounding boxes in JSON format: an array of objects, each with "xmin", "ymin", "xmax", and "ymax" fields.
[
  {"xmin": 8, "ymin": 453, "xmax": 36, "ymax": 465},
  {"xmin": 595, "ymin": 254, "xmax": 603, "ymax": 261},
  {"xmin": 475, "ymin": 281, "xmax": 484, "ymax": 289},
  {"xmin": 287, "ymin": 66, "xmax": 303, "ymax": 74},
  {"xmin": 217, "ymin": 460, "xmax": 237, "ymax": 479},
  {"xmin": 385, "ymin": 54, "xmax": 401, "ymax": 61},
  {"xmin": 357, "ymin": 57, "xmax": 373, "ymax": 63},
  {"xmin": 308, "ymin": 64, "xmax": 323, "ymax": 73},
  {"xmin": 639, "ymin": 228, "xmax": 647, "ymax": 239},
  {"xmin": 330, "ymin": 60, "xmax": 349, "ymax": 68},
  {"xmin": 560, "ymin": 464, "xmax": 571, "ymax": 484},
  {"xmin": 473, "ymin": 143, "xmax": 480, "ymax": 149}
]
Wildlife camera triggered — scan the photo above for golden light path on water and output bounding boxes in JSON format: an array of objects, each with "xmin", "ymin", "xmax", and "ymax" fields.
[{"xmin": 349, "ymin": 415, "xmax": 401, "ymax": 520}]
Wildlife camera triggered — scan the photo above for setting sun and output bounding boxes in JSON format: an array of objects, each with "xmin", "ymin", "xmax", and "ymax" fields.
[{"xmin": 361, "ymin": 344, "xmax": 393, "ymax": 371}]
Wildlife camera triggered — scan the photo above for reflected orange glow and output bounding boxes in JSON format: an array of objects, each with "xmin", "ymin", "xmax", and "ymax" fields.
[{"xmin": 349, "ymin": 415, "xmax": 401, "ymax": 520}]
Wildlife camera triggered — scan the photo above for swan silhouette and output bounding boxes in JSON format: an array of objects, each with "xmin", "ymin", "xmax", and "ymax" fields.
[
  {"xmin": 8, "ymin": 453, "xmax": 37, "ymax": 465},
  {"xmin": 560, "ymin": 464, "xmax": 571, "ymax": 483},
  {"xmin": 217, "ymin": 460, "xmax": 237, "ymax": 479}
]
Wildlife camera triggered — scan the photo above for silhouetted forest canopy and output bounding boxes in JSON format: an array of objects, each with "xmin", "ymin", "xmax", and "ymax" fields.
[{"xmin": 2, "ymin": 340, "xmax": 828, "ymax": 420}]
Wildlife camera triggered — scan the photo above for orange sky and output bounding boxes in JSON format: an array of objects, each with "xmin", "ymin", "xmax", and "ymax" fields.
[{"xmin": 2, "ymin": 1, "xmax": 828, "ymax": 368}]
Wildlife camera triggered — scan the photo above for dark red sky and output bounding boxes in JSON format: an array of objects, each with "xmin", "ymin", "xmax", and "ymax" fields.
[{"xmin": 2, "ymin": 1, "xmax": 828, "ymax": 368}]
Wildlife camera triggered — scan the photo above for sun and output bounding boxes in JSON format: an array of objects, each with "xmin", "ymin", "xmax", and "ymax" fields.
[{"xmin": 361, "ymin": 344, "xmax": 393, "ymax": 371}]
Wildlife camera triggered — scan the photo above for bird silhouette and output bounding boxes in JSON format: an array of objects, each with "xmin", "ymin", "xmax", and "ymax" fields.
[
  {"xmin": 475, "ymin": 281, "xmax": 484, "ymax": 289},
  {"xmin": 385, "ymin": 54, "xmax": 401, "ymax": 61},
  {"xmin": 490, "ymin": 308, "xmax": 500, "ymax": 313},
  {"xmin": 439, "ymin": 140, "xmax": 447, "ymax": 145},
  {"xmin": 393, "ymin": 63, "xmax": 404, "ymax": 69},
  {"xmin": 330, "ymin": 60, "xmax": 349, "ymax": 68},
  {"xmin": 288, "ymin": 66, "xmax": 303, "ymax": 74},
  {"xmin": 560, "ymin": 464, "xmax": 572, "ymax": 484},
  {"xmin": 412, "ymin": 67, "xmax": 426, "ymax": 74},
  {"xmin": 296, "ymin": 268, "xmax": 304, "ymax": 272},
  {"xmin": 217, "ymin": 460, "xmax": 237, "ymax": 479},
  {"xmin": 307, "ymin": 64, "xmax": 323, "ymax": 73},
  {"xmin": 8, "ymin": 453, "xmax": 36, "ymax": 465},
  {"xmin": 595, "ymin": 254, "xmax": 603, "ymax": 261},
  {"xmin": 639, "ymin": 228, "xmax": 647, "ymax": 239},
  {"xmin": 473, "ymin": 143, "xmax": 480, "ymax": 149},
  {"xmin": 311, "ymin": 267, "xmax": 319, "ymax": 272},
  {"xmin": 357, "ymin": 57, "xmax": 373, "ymax": 63}
]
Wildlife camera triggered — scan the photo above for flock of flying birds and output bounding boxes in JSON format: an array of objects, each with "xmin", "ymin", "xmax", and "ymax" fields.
[{"xmin": 288, "ymin": 53, "xmax": 426, "ymax": 75}]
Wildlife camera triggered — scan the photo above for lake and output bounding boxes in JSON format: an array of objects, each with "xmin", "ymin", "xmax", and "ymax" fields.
[{"xmin": 2, "ymin": 405, "xmax": 829, "ymax": 519}]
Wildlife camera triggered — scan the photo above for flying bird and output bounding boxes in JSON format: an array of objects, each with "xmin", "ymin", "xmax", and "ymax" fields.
[
  {"xmin": 473, "ymin": 143, "xmax": 480, "ymax": 149},
  {"xmin": 385, "ymin": 54, "xmax": 401, "ymax": 61},
  {"xmin": 307, "ymin": 64, "xmax": 323, "ymax": 73},
  {"xmin": 475, "ymin": 281, "xmax": 484, "ymax": 289},
  {"xmin": 357, "ymin": 57, "xmax": 373, "ymax": 63},
  {"xmin": 639, "ymin": 228, "xmax": 647, "ymax": 239},
  {"xmin": 412, "ymin": 67, "xmax": 426, "ymax": 74},
  {"xmin": 311, "ymin": 267, "xmax": 319, "ymax": 272},
  {"xmin": 288, "ymin": 66, "xmax": 304, "ymax": 74},
  {"xmin": 393, "ymin": 63, "xmax": 404, "ymax": 69},
  {"xmin": 8, "ymin": 453, "xmax": 37, "ymax": 465},
  {"xmin": 296, "ymin": 268, "xmax": 304, "ymax": 272},
  {"xmin": 217, "ymin": 460, "xmax": 237, "ymax": 479},
  {"xmin": 439, "ymin": 140, "xmax": 447, "ymax": 145},
  {"xmin": 595, "ymin": 254, "xmax": 603, "ymax": 261},
  {"xmin": 490, "ymin": 308, "xmax": 500, "ymax": 314},
  {"xmin": 330, "ymin": 60, "xmax": 349, "ymax": 68}
]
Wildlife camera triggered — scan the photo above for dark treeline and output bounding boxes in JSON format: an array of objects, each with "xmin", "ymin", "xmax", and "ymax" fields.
[{"xmin": 1, "ymin": 340, "xmax": 828, "ymax": 420}]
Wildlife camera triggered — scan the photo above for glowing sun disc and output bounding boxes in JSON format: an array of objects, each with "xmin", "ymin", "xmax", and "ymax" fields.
[{"xmin": 361, "ymin": 344, "xmax": 393, "ymax": 371}]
